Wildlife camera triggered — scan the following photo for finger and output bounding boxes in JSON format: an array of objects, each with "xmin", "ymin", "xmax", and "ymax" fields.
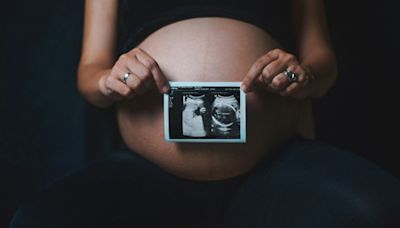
[
  {"xmin": 281, "ymin": 82, "xmax": 301, "ymax": 96},
  {"xmin": 110, "ymin": 66, "xmax": 142, "ymax": 96},
  {"xmin": 118, "ymin": 52, "xmax": 153, "ymax": 90},
  {"xmin": 260, "ymin": 59, "xmax": 287, "ymax": 85},
  {"xmin": 124, "ymin": 72, "xmax": 147, "ymax": 95},
  {"xmin": 105, "ymin": 76, "xmax": 132, "ymax": 97},
  {"xmin": 270, "ymin": 72, "xmax": 290, "ymax": 90},
  {"xmin": 280, "ymin": 65, "xmax": 304, "ymax": 97},
  {"xmin": 135, "ymin": 49, "xmax": 169, "ymax": 93},
  {"xmin": 290, "ymin": 65, "xmax": 308, "ymax": 87},
  {"xmin": 242, "ymin": 50, "xmax": 279, "ymax": 92},
  {"xmin": 254, "ymin": 74, "xmax": 274, "ymax": 93},
  {"xmin": 255, "ymin": 75, "xmax": 266, "ymax": 89},
  {"xmin": 125, "ymin": 57, "xmax": 153, "ymax": 90}
]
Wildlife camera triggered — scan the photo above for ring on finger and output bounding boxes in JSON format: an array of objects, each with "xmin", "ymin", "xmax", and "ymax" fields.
[
  {"xmin": 122, "ymin": 72, "xmax": 132, "ymax": 84},
  {"xmin": 284, "ymin": 68, "xmax": 298, "ymax": 83}
]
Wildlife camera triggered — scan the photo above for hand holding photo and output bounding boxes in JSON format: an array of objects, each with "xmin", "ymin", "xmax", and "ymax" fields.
[{"xmin": 164, "ymin": 82, "xmax": 246, "ymax": 143}]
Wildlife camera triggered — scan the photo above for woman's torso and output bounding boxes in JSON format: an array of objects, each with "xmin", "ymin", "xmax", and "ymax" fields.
[{"xmin": 116, "ymin": 17, "xmax": 314, "ymax": 180}]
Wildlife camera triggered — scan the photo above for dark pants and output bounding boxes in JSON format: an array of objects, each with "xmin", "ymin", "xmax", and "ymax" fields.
[{"xmin": 9, "ymin": 138, "xmax": 400, "ymax": 228}]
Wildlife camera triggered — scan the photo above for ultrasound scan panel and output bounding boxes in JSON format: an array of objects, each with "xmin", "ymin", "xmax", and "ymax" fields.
[{"xmin": 164, "ymin": 82, "xmax": 246, "ymax": 143}]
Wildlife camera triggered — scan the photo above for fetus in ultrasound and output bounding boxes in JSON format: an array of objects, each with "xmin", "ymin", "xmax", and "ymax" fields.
[
  {"xmin": 211, "ymin": 94, "xmax": 240, "ymax": 137},
  {"xmin": 182, "ymin": 94, "xmax": 207, "ymax": 137}
]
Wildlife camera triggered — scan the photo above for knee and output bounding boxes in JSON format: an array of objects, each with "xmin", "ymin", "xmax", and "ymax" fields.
[
  {"xmin": 311, "ymin": 178, "xmax": 400, "ymax": 227},
  {"xmin": 225, "ymin": 173, "xmax": 400, "ymax": 228},
  {"xmin": 223, "ymin": 139, "xmax": 400, "ymax": 227}
]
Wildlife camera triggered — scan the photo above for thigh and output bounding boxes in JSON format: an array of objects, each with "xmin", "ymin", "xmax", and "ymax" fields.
[
  {"xmin": 9, "ymin": 152, "xmax": 225, "ymax": 228},
  {"xmin": 223, "ymin": 138, "xmax": 400, "ymax": 228}
]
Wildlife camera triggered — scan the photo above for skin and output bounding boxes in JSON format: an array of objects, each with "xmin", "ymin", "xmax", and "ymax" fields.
[
  {"xmin": 77, "ymin": 0, "xmax": 337, "ymax": 179},
  {"xmin": 78, "ymin": 0, "xmax": 337, "ymax": 107},
  {"xmin": 242, "ymin": 0, "xmax": 337, "ymax": 98}
]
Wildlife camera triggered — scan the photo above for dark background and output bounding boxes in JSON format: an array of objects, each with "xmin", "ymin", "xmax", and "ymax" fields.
[{"xmin": 1, "ymin": 0, "xmax": 399, "ymax": 227}]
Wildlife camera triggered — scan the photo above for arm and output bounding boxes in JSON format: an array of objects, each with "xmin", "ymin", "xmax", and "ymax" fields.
[
  {"xmin": 77, "ymin": 0, "xmax": 119, "ymax": 107},
  {"xmin": 292, "ymin": 0, "xmax": 337, "ymax": 98},
  {"xmin": 241, "ymin": 0, "xmax": 337, "ymax": 99},
  {"xmin": 77, "ymin": 0, "xmax": 169, "ymax": 108}
]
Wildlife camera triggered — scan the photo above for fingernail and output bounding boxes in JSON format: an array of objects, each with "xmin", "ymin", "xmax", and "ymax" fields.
[{"xmin": 241, "ymin": 85, "xmax": 248, "ymax": 92}]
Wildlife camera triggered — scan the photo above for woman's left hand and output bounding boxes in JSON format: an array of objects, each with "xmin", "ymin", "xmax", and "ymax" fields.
[{"xmin": 241, "ymin": 49, "xmax": 314, "ymax": 99}]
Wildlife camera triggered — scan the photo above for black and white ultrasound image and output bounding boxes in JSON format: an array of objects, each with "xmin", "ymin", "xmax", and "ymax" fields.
[{"xmin": 168, "ymin": 86, "xmax": 241, "ymax": 140}]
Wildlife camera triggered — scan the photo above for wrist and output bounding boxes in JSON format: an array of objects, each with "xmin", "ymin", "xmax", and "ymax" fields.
[
  {"xmin": 299, "ymin": 63, "xmax": 325, "ymax": 99},
  {"xmin": 96, "ymin": 73, "xmax": 115, "ymax": 108},
  {"xmin": 78, "ymin": 65, "xmax": 114, "ymax": 108},
  {"xmin": 299, "ymin": 51, "xmax": 338, "ymax": 99}
]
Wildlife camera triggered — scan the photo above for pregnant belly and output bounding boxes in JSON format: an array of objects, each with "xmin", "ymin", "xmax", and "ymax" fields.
[{"xmin": 116, "ymin": 17, "xmax": 309, "ymax": 180}]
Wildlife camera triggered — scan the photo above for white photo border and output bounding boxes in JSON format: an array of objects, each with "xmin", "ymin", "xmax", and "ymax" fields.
[{"xmin": 163, "ymin": 81, "xmax": 246, "ymax": 143}]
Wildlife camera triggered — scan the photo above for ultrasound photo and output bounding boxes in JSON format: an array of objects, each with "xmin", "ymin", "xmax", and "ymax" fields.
[{"xmin": 164, "ymin": 82, "xmax": 246, "ymax": 143}]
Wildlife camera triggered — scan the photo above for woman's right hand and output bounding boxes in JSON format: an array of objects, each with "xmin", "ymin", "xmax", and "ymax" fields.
[{"xmin": 99, "ymin": 47, "xmax": 170, "ymax": 102}]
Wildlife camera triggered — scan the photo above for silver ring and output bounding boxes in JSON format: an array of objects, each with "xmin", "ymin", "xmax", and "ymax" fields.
[
  {"xmin": 284, "ymin": 69, "xmax": 298, "ymax": 83},
  {"xmin": 122, "ymin": 72, "xmax": 131, "ymax": 84}
]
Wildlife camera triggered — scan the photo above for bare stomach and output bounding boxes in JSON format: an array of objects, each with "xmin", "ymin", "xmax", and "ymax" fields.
[{"xmin": 116, "ymin": 17, "xmax": 314, "ymax": 180}]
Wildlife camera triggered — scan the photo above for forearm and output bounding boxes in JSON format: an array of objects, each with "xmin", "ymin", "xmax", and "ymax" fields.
[
  {"xmin": 299, "ymin": 46, "xmax": 337, "ymax": 98},
  {"xmin": 77, "ymin": 63, "xmax": 113, "ymax": 108}
]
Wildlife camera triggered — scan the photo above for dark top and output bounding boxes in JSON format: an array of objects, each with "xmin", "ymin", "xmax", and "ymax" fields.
[{"xmin": 117, "ymin": 0, "xmax": 295, "ymax": 54}]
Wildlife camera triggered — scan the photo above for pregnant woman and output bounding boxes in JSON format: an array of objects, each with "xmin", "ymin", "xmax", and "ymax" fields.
[
  {"xmin": 9, "ymin": 0, "xmax": 400, "ymax": 227},
  {"xmin": 79, "ymin": 0, "xmax": 334, "ymax": 180}
]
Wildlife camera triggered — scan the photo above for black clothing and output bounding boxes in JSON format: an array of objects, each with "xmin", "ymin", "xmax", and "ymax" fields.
[
  {"xmin": 9, "ymin": 138, "xmax": 400, "ymax": 227},
  {"xmin": 118, "ymin": 0, "xmax": 295, "ymax": 54},
  {"xmin": 10, "ymin": 2, "xmax": 400, "ymax": 227}
]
